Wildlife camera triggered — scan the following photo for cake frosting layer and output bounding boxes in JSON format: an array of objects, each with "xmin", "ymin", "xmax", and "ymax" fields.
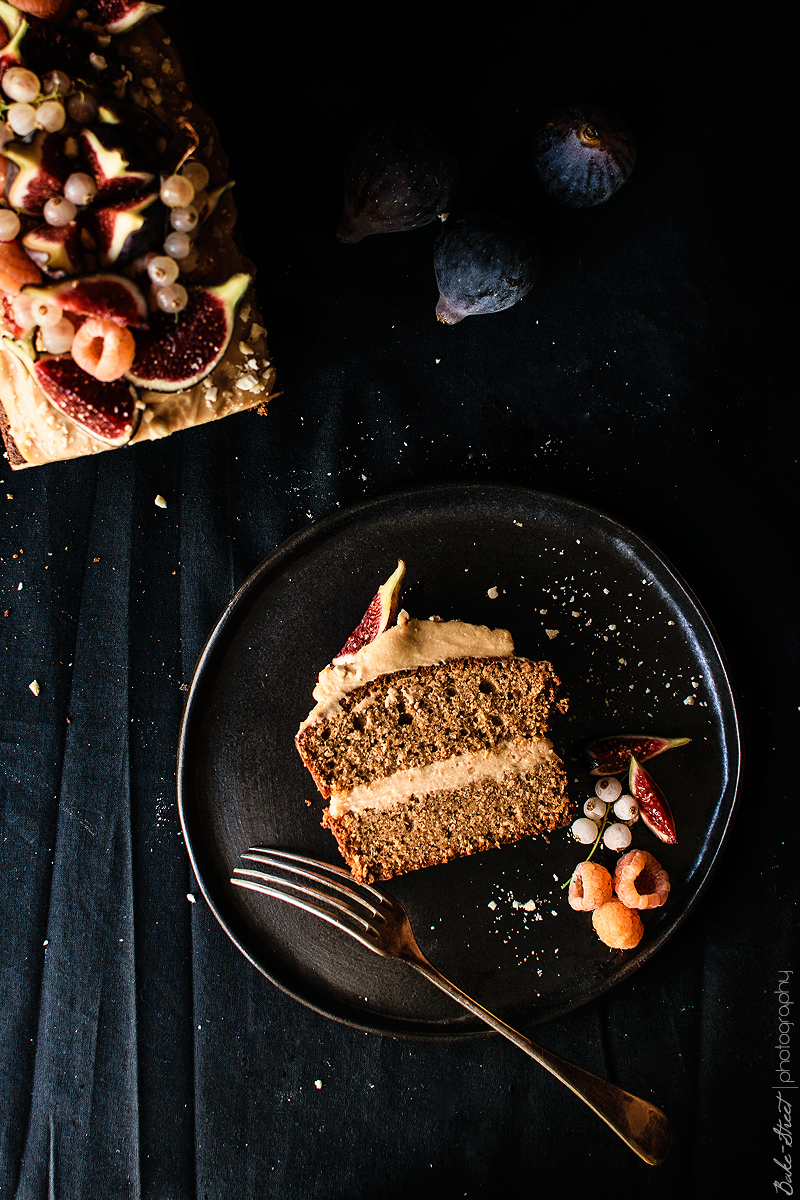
[
  {"xmin": 302, "ymin": 612, "xmax": 515, "ymax": 729},
  {"xmin": 328, "ymin": 735, "xmax": 559, "ymax": 817}
]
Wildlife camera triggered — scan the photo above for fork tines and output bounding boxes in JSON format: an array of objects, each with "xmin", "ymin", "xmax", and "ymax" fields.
[{"xmin": 230, "ymin": 847, "xmax": 391, "ymax": 950}]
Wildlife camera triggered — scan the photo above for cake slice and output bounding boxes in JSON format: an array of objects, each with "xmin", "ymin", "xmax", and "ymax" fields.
[{"xmin": 295, "ymin": 601, "xmax": 571, "ymax": 884}]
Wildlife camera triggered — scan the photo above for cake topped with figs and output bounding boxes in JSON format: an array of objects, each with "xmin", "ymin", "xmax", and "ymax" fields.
[
  {"xmin": 0, "ymin": 0, "xmax": 276, "ymax": 468},
  {"xmin": 295, "ymin": 562, "xmax": 572, "ymax": 884}
]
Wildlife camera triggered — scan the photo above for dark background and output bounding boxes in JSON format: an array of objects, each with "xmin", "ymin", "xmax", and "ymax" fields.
[{"xmin": 0, "ymin": 2, "xmax": 794, "ymax": 1196}]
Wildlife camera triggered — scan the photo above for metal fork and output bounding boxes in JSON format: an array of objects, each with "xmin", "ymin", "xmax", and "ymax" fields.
[{"xmin": 231, "ymin": 847, "xmax": 671, "ymax": 1166}]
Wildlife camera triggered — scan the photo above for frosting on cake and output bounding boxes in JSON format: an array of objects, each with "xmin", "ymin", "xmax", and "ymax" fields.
[
  {"xmin": 328, "ymin": 735, "xmax": 559, "ymax": 818},
  {"xmin": 302, "ymin": 611, "xmax": 515, "ymax": 730}
]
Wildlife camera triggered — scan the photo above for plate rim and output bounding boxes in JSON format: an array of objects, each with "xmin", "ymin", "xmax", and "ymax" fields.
[{"xmin": 177, "ymin": 480, "xmax": 743, "ymax": 1038}]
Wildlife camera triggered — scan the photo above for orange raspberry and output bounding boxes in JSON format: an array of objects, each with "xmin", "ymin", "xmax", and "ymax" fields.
[
  {"xmin": 71, "ymin": 318, "xmax": 136, "ymax": 382},
  {"xmin": 568, "ymin": 860, "xmax": 614, "ymax": 912},
  {"xmin": 592, "ymin": 898, "xmax": 644, "ymax": 950},
  {"xmin": 613, "ymin": 849, "xmax": 670, "ymax": 911}
]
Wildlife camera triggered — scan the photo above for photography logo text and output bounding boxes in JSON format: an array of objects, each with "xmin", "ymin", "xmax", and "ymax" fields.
[{"xmin": 774, "ymin": 970, "xmax": 794, "ymax": 1195}]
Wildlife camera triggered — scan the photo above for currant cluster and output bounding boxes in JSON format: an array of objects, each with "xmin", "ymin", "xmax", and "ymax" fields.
[{"xmin": 0, "ymin": 65, "xmax": 211, "ymax": 328}]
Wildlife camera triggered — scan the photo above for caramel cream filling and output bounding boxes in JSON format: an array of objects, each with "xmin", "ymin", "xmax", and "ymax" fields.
[
  {"xmin": 327, "ymin": 736, "xmax": 559, "ymax": 818},
  {"xmin": 300, "ymin": 611, "xmax": 515, "ymax": 731}
]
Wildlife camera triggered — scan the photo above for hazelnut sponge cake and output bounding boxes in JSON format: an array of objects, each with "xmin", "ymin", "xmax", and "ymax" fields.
[{"xmin": 295, "ymin": 591, "xmax": 571, "ymax": 884}]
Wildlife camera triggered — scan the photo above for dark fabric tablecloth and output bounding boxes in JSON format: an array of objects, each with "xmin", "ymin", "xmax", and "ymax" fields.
[{"xmin": 1, "ymin": 4, "xmax": 794, "ymax": 1196}]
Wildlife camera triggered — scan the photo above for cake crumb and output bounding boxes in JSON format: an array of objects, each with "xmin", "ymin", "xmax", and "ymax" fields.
[
  {"xmin": 487, "ymin": 586, "xmax": 499, "ymax": 599},
  {"xmin": 545, "ymin": 629, "xmax": 559, "ymax": 639},
  {"xmin": 29, "ymin": 680, "xmax": 40, "ymax": 696},
  {"xmin": 155, "ymin": 494, "xmax": 167, "ymax": 508}
]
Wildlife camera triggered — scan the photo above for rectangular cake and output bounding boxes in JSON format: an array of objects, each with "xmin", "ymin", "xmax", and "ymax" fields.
[
  {"xmin": 0, "ymin": 1, "xmax": 276, "ymax": 469},
  {"xmin": 295, "ymin": 608, "xmax": 571, "ymax": 883}
]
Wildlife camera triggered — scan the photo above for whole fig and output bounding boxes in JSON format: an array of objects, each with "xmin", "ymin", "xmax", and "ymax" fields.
[
  {"xmin": 337, "ymin": 117, "xmax": 458, "ymax": 243},
  {"xmin": 433, "ymin": 211, "xmax": 540, "ymax": 324},
  {"xmin": 531, "ymin": 104, "xmax": 636, "ymax": 207}
]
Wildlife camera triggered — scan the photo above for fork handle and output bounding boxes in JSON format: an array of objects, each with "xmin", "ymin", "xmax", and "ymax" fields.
[{"xmin": 406, "ymin": 956, "xmax": 671, "ymax": 1166}]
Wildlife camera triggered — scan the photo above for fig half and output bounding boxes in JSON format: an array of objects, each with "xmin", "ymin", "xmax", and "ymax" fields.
[
  {"xmin": 3, "ymin": 131, "xmax": 67, "ymax": 215},
  {"xmin": 628, "ymin": 756, "xmax": 678, "ymax": 845},
  {"xmin": 22, "ymin": 223, "xmax": 84, "ymax": 277},
  {"xmin": 34, "ymin": 355, "xmax": 141, "ymax": 445},
  {"xmin": 125, "ymin": 273, "xmax": 250, "ymax": 393},
  {"xmin": 82, "ymin": 0, "xmax": 163, "ymax": 33},
  {"xmin": 586, "ymin": 734, "xmax": 691, "ymax": 776},
  {"xmin": 337, "ymin": 117, "xmax": 458, "ymax": 243},
  {"xmin": 333, "ymin": 560, "xmax": 406, "ymax": 662},
  {"xmin": 24, "ymin": 272, "xmax": 149, "ymax": 328}
]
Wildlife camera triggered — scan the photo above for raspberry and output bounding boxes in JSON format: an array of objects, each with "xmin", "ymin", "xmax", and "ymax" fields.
[
  {"xmin": 613, "ymin": 849, "xmax": 670, "ymax": 911},
  {"xmin": 568, "ymin": 861, "xmax": 614, "ymax": 912},
  {"xmin": 592, "ymin": 899, "xmax": 644, "ymax": 949}
]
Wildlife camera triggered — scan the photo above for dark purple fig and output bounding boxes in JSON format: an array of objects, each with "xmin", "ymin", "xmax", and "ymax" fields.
[
  {"xmin": 22, "ymin": 222, "xmax": 83, "ymax": 276},
  {"xmin": 125, "ymin": 273, "xmax": 250, "ymax": 392},
  {"xmin": 628, "ymin": 756, "xmax": 678, "ymax": 845},
  {"xmin": 24, "ymin": 272, "xmax": 149, "ymax": 327},
  {"xmin": 531, "ymin": 104, "xmax": 636, "ymax": 207},
  {"xmin": 34, "ymin": 355, "xmax": 141, "ymax": 445},
  {"xmin": 337, "ymin": 117, "xmax": 458, "ymax": 243},
  {"xmin": 433, "ymin": 211, "xmax": 540, "ymax": 324},
  {"xmin": 81, "ymin": 0, "xmax": 162, "ymax": 32},
  {"xmin": 87, "ymin": 188, "xmax": 164, "ymax": 267},
  {"xmin": 4, "ymin": 131, "xmax": 67, "ymax": 214},
  {"xmin": 586, "ymin": 734, "xmax": 691, "ymax": 776}
]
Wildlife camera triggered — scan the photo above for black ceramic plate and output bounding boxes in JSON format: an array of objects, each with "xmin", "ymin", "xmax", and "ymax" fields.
[{"xmin": 178, "ymin": 483, "xmax": 741, "ymax": 1038}]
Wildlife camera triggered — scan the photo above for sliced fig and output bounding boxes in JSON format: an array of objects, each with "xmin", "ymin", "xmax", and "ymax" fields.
[
  {"xmin": 22, "ymin": 222, "xmax": 84, "ymax": 276},
  {"xmin": 125, "ymin": 273, "xmax": 250, "ymax": 392},
  {"xmin": 79, "ymin": 127, "xmax": 155, "ymax": 205},
  {"xmin": 0, "ymin": 10, "xmax": 26, "ymax": 79},
  {"xmin": 0, "ymin": 2, "xmax": 25, "ymax": 39},
  {"xmin": 337, "ymin": 117, "xmax": 458, "ymax": 243},
  {"xmin": 34, "ymin": 354, "xmax": 141, "ymax": 445},
  {"xmin": 333, "ymin": 560, "xmax": 406, "ymax": 662},
  {"xmin": 628, "ymin": 756, "xmax": 678, "ymax": 845},
  {"xmin": 87, "ymin": 188, "xmax": 164, "ymax": 266},
  {"xmin": 82, "ymin": 0, "xmax": 163, "ymax": 32},
  {"xmin": 23, "ymin": 272, "xmax": 149, "ymax": 328},
  {"xmin": 587, "ymin": 734, "xmax": 691, "ymax": 776},
  {"xmin": 4, "ymin": 131, "xmax": 67, "ymax": 215}
]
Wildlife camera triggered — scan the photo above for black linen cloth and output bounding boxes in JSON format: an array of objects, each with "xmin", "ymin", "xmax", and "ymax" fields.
[{"xmin": 0, "ymin": 4, "xmax": 794, "ymax": 1196}]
